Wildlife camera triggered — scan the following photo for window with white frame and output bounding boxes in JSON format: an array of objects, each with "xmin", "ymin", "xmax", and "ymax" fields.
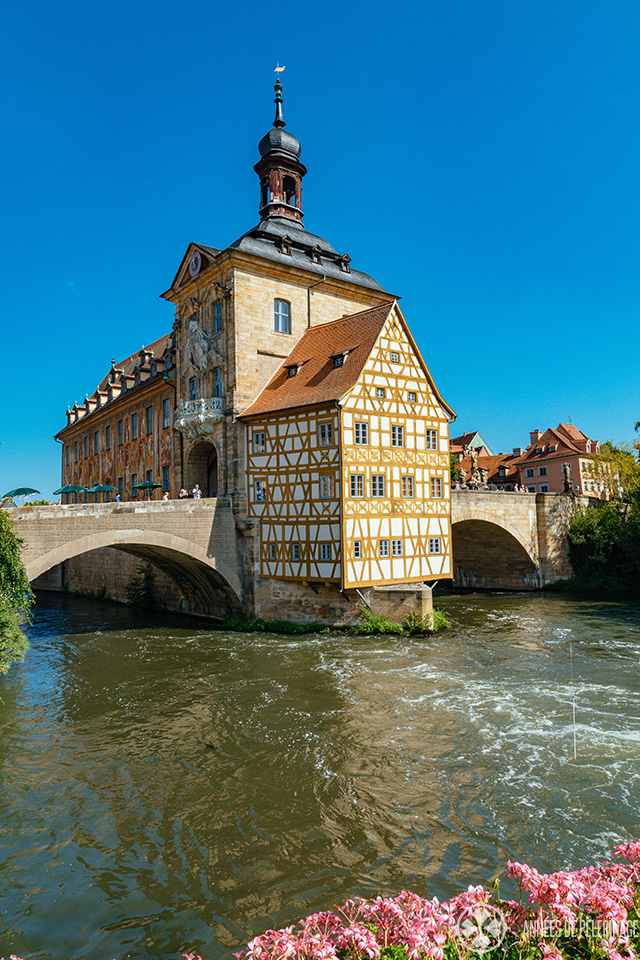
[
  {"xmin": 390, "ymin": 351, "xmax": 400, "ymax": 363},
  {"xmin": 255, "ymin": 480, "xmax": 267, "ymax": 502},
  {"xmin": 371, "ymin": 474, "xmax": 386, "ymax": 497},
  {"xmin": 320, "ymin": 543, "xmax": 331, "ymax": 561},
  {"xmin": 318, "ymin": 422, "xmax": 333, "ymax": 446},
  {"xmin": 354, "ymin": 421, "xmax": 369, "ymax": 444},
  {"xmin": 320, "ymin": 475, "xmax": 335, "ymax": 499},
  {"xmin": 527, "ymin": 485, "xmax": 536, "ymax": 493},
  {"xmin": 401, "ymin": 475, "xmax": 414, "ymax": 498},
  {"xmin": 253, "ymin": 432, "xmax": 265, "ymax": 454},
  {"xmin": 526, "ymin": 468, "xmax": 534, "ymax": 478},
  {"xmin": 213, "ymin": 299, "xmax": 222, "ymax": 334},
  {"xmin": 274, "ymin": 299, "xmax": 291, "ymax": 333},
  {"xmin": 391, "ymin": 539, "xmax": 403, "ymax": 556},
  {"xmin": 376, "ymin": 387, "xmax": 385, "ymax": 399},
  {"xmin": 269, "ymin": 543, "xmax": 277, "ymax": 560},
  {"xmin": 538, "ymin": 466, "xmax": 547, "ymax": 476},
  {"xmin": 379, "ymin": 539, "xmax": 390, "ymax": 557},
  {"xmin": 291, "ymin": 543, "xmax": 300, "ymax": 561},
  {"xmin": 539, "ymin": 483, "xmax": 549, "ymax": 492},
  {"xmin": 429, "ymin": 537, "xmax": 441, "ymax": 555},
  {"xmin": 353, "ymin": 540, "xmax": 362, "ymax": 559},
  {"xmin": 430, "ymin": 477, "xmax": 443, "ymax": 498},
  {"xmin": 426, "ymin": 429, "xmax": 438, "ymax": 451},
  {"xmin": 391, "ymin": 424, "xmax": 404, "ymax": 447},
  {"xmin": 350, "ymin": 474, "xmax": 364, "ymax": 497}
]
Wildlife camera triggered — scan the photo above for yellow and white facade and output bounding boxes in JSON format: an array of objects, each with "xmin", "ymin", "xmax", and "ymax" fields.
[{"xmin": 242, "ymin": 301, "xmax": 454, "ymax": 590}]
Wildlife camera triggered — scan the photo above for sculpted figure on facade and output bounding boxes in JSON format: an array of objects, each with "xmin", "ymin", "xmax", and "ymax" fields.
[{"xmin": 186, "ymin": 316, "xmax": 225, "ymax": 374}]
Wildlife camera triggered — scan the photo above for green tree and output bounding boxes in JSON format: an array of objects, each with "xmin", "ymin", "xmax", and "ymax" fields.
[
  {"xmin": 567, "ymin": 424, "xmax": 640, "ymax": 593},
  {"xmin": 450, "ymin": 453, "xmax": 462, "ymax": 483},
  {"xmin": 0, "ymin": 510, "xmax": 33, "ymax": 676}
]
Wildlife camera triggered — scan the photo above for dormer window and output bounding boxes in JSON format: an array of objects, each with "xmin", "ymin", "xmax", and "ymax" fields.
[
  {"xmin": 310, "ymin": 245, "xmax": 322, "ymax": 264},
  {"xmin": 338, "ymin": 254, "xmax": 351, "ymax": 273},
  {"xmin": 586, "ymin": 441, "xmax": 591, "ymax": 453},
  {"xmin": 287, "ymin": 366, "xmax": 298, "ymax": 378},
  {"xmin": 549, "ymin": 444, "xmax": 557, "ymax": 452},
  {"xmin": 536, "ymin": 447, "xmax": 543, "ymax": 454},
  {"xmin": 278, "ymin": 235, "xmax": 291, "ymax": 256},
  {"xmin": 332, "ymin": 355, "xmax": 345, "ymax": 369}
]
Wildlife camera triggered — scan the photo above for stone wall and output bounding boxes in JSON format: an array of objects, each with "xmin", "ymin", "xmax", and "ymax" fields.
[
  {"xmin": 32, "ymin": 547, "xmax": 185, "ymax": 611},
  {"xmin": 252, "ymin": 576, "xmax": 433, "ymax": 626}
]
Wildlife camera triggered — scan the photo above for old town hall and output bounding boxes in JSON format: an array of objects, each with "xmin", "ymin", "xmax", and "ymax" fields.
[{"xmin": 56, "ymin": 77, "xmax": 455, "ymax": 621}]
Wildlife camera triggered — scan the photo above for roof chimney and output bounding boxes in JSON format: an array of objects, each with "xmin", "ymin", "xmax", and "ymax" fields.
[{"xmin": 529, "ymin": 430, "xmax": 541, "ymax": 446}]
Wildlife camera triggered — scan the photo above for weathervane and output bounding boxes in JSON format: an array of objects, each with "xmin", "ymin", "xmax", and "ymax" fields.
[{"xmin": 275, "ymin": 63, "xmax": 286, "ymax": 76}]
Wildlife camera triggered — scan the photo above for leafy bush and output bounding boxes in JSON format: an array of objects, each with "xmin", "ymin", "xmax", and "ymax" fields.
[
  {"xmin": 568, "ymin": 499, "xmax": 640, "ymax": 594},
  {"xmin": 124, "ymin": 562, "xmax": 155, "ymax": 613},
  {"xmin": 350, "ymin": 609, "xmax": 404, "ymax": 635},
  {"xmin": 0, "ymin": 510, "xmax": 33, "ymax": 676}
]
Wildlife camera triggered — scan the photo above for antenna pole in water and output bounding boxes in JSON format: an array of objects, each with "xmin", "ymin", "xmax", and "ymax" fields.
[{"xmin": 570, "ymin": 643, "xmax": 577, "ymax": 760}]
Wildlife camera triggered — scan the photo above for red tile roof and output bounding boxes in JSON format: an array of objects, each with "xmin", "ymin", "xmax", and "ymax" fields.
[
  {"xmin": 518, "ymin": 424, "xmax": 597, "ymax": 464},
  {"xmin": 458, "ymin": 452, "xmax": 521, "ymax": 484},
  {"xmin": 239, "ymin": 303, "xmax": 396, "ymax": 418}
]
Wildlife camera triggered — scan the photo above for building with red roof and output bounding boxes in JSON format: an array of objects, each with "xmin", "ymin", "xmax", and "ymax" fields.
[{"xmin": 53, "ymin": 77, "xmax": 456, "ymax": 614}]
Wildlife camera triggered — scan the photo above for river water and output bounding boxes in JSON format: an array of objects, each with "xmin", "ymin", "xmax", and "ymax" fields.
[{"xmin": 1, "ymin": 591, "xmax": 640, "ymax": 959}]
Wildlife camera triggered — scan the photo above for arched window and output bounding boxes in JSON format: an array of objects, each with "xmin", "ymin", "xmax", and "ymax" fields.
[
  {"xmin": 260, "ymin": 178, "xmax": 271, "ymax": 208},
  {"xmin": 283, "ymin": 176, "xmax": 296, "ymax": 207},
  {"xmin": 274, "ymin": 299, "xmax": 291, "ymax": 334}
]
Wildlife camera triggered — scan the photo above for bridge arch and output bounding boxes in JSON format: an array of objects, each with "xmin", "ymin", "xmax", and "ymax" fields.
[
  {"xmin": 452, "ymin": 518, "xmax": 540, "ymax": 590},
  {"xmin": 26, "ymin": 529, "xmax": 243, "ymax": 619}
]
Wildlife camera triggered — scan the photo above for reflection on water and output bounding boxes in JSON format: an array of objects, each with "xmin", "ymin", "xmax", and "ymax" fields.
[{"xmin": 1, "ymin": 591, "xmax": 639, "ymax": 959}]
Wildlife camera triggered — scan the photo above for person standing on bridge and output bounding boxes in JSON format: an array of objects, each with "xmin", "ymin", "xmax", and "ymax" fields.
[{"xmin": 192, "ymin": 484, "xmax": 202, "ymax": 499}]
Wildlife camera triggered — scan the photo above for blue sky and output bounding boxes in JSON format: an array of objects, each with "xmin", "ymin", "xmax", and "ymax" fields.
[{"xmin": 1, "ymin": 0, "xmax": 638, "ymax": 498}]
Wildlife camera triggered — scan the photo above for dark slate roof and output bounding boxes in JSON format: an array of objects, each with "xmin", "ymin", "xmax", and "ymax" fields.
[{"xmin": 228, "ymin": 215, "xmax": 388, "ymax": 292}]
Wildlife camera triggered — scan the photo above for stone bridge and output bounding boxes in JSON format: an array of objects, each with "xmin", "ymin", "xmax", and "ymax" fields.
[
  {"xmin": 10, "ymin": 491, "xmax": 581, "ymax": 620},
  {"xmin": 13, "ymin": 498, "xmax": 246, "ymax": 619},
  {"xmin": 451, "ymin": 489, "xmax": 581, "ymax": 590}
]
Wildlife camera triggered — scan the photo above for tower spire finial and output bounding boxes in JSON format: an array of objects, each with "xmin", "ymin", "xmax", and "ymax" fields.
[{"xmin": 273, "ymin": 63, "xmax": 286, "ymax": 128}]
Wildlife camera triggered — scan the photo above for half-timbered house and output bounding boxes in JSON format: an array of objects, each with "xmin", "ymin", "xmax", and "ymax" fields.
[{"xmin": 240, "ymin": 301, "xmax": 454, "ymax": 590}]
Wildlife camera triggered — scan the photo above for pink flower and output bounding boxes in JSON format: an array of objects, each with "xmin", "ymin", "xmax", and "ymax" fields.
[{"xmin": 539, "ymin": 943, "xmax": 563, "ymax": 960}]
